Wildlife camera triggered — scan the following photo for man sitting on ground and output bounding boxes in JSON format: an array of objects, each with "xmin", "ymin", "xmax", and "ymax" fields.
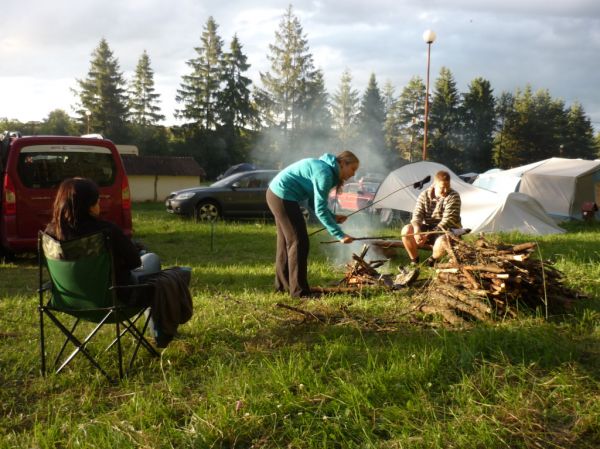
[{"xmin": 401, "ymin": 170, "xmax": 462, "ymax": 266}]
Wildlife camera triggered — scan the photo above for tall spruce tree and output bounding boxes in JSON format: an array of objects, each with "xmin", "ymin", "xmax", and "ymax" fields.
[
  {"xmin": 357, "ymin": 73, "xmax": 386, "ymax": 164},
  {"xmin": 562, "ymin": 102, "xmax": 596, "ymax": 159},
  {"xmin": 493, "ymin": 86, "xmax": 585, "ymax": 167},
  {"xmin": 381, "ymin": 81, "xmax": 397, "ymax": 154},
  {"xmin": 381, "ymin": 81, "xmax": 396, "ymax": 117},
  {"xmin": 461, "ymin": 77, "xmax": 496, "ymax": 172},
  {"xmin": 217, "ymin": 35, "xmax": 256, "ymax": 130},
  {"xmin": 386, "ymin": 76, "xmax": 425, "ymax": 162},
  {"xmin": 493, "ymin": 91, "xmax": 517, "ymax": 167},
  {"xmin": 427, "ymin": 67, "xmax": 461, "ymax": 170},
  {"xmin": 73, "ymin": 38, "xmax": 129, "ymax": 142},
  {"xmin": 530, "ymin": 88, "xmax": 567, "ymax": 161},
  {"xmin": 495, "ymin": 86, "xmax": 536, "ymax": 167},
  {"xmin": 259, "ymin": 5, "xmax": 319, "ymax": 160},
  {"xmin": 331, "ymin": 69, "xmax": 360, "ymax": 150},
  {"xmin": 129, "ymin": 50, "xmax": 165, "ymax": 126},
  {"xmin": 176, "ymin": 16, "xmax": 224, "ymax": 130},
  {"xmin": 217, "ymin": 34, "xmax": 256, "ymax": 164},
  {"xmin": 298, "ymin": 69, "xmax": 334, "ymax": 151}
]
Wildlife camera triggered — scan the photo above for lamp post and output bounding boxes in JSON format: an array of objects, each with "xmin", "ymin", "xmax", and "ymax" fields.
[
  {"xmin": 422, "ymin": 29, "xmax": 436, "ymax": 160},
  {"xmin": 85, "ymin": 109, "xmax": 91, "ymax": 134}
]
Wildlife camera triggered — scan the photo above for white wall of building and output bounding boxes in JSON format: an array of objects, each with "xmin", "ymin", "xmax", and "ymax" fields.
[{"xmin": 128, "ymin": 175, "xmax": 201, "ymax": 202}]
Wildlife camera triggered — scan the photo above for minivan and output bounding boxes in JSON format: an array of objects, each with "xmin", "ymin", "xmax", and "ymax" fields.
[{"xmin": 0, "ymin": 133, "xmax": 132, "ymax": 256}]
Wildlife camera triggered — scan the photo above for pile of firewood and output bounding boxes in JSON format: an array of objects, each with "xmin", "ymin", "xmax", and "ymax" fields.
[{"xmin": 419, "ymin": 235, "xmax": 585, "ymax": 325}]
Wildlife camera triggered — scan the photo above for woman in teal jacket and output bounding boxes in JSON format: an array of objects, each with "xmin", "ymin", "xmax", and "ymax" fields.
[{"xmin": 267, "ymin": 151, "xmax": 359, "ymax": 298}]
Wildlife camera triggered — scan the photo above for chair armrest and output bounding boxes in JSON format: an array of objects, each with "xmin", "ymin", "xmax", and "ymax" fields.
[
  {"xmin": 109, "ymin": 283, "xmax": 152, "ymax": 291},
  {"xmin": 37, "ymin": 281, "xmax": 52, "ymax": 293}
]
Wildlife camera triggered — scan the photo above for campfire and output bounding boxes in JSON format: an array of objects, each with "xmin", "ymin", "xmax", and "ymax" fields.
[
  {"xmin": 318, "ymin": 234, "xmax": 586, "ymax": 326},
  {"xmin": 340, "ymin": 244, "xmax": 394, "ymax": 288}
]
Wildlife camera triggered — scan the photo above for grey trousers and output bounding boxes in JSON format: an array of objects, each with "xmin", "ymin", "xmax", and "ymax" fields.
[
  {"xmin": 266, "ymin": 188, "xmax": 310, "ymax": 297},
  {"xmin": 130, "ymin": 252, "xmax": 162, "ymax": 284}
]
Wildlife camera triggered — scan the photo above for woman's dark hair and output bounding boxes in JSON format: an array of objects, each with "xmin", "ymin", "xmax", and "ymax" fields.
[
  {"xmin": 336, "ymin": 150, "xmax": 359, "ymax": 166},
  {"xmin": 50, "ymin": 177, "xmax": 99, "ymax": 240}
]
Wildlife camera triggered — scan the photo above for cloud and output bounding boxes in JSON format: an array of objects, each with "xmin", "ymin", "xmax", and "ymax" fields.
[{"xmin": 1, "ymin": 0, "xmax": 599, "ymax": 130}]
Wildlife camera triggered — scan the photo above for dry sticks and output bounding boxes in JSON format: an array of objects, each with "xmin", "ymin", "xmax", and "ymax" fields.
[
  {"xmin": 339, "ymin": 244, "xmax": 395, "ymax": 289},
  {"xmin": 418, "ymin": 235, "xmax": 586, "ymax": 325}
]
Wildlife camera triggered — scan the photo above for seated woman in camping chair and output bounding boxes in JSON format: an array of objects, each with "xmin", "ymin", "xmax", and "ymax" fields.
[
  {"xmin": 45, "ymin": 178, "xmax": 191, "ymax": 348},
  {"xmin": 401, "ymin": 170, "xmax": 462, "ymax": 266}
]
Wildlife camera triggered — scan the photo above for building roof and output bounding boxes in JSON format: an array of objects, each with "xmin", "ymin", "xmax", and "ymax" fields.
[{"xmin": 121, "ymin": 155, "xmax": 205, "ymax": 177}]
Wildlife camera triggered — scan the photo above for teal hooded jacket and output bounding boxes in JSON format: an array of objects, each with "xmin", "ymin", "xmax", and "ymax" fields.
[{"xmin": 269, "ymin": 153, "xmax": 345, "ymax": 239}]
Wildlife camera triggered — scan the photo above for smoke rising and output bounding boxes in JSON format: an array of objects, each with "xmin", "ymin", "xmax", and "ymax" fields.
[{"xmin": 254, "ymin": 129, "xmax": 408, "ymax": 271}]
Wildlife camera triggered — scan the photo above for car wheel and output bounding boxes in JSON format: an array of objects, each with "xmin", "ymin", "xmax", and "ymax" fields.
[{"xmin": 195, "ymin": 201, "xmax": 221, "ymax": 222}]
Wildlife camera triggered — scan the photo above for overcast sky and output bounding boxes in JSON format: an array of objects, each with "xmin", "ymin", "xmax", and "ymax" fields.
[{"xmin": 1, "ymin": 0, "xmax": 599, "ymax": 131}]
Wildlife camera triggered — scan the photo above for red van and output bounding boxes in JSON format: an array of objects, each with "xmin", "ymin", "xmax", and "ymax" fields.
[{"xmin": 0, "ymin": 134, "xmax": 132, "ymax": 256}]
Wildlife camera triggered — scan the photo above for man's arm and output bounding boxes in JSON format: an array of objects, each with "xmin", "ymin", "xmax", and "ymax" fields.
[{"xmin": 411, "ymin": 191, "xmax": 428, "ymax": 228}]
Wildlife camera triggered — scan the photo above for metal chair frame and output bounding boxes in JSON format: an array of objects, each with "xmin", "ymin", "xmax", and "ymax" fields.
[{"xmin": 38, "ymin": 231, "xmax": 160, "ymax": 383}]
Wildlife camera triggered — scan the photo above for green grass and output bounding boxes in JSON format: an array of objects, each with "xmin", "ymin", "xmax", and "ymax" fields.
[{"xmin": 1, "ymin": 203, "xmax": 599, "ymax": 448}]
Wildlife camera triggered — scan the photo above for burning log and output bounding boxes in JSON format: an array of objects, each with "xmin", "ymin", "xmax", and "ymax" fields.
[
  {"xmin": 335, "ymin": 244, "xmax": 419, "ymax": 289},
  {"xmin": 339, "ymin": 244, "xmax": 395, "ymax": 289}
]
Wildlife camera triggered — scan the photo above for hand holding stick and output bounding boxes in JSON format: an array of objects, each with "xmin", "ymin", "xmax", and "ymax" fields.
[{"xmin": 320, "ymin": 235, "xmax": 399, "ymax": 244}]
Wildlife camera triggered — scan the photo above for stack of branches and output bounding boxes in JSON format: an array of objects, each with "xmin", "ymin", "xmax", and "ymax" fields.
[
  {"xmin": 420, "ymin": 234, "xmax": 586, "ymax": 325},
  {"xmin": 339, "ymin": 244, "xmax": 393, "ymax": 289}
]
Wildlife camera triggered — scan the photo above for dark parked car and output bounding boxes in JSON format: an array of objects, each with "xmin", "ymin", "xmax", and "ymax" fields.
[{"xmin": 166, "ymin": 170, "xmax": 279, "ymax": 221}]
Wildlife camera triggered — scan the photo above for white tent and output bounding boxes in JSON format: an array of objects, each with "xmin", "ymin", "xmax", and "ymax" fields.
[
  {"xmin": 475, "ymin": 192, "xmax": 565, "ymax": 235},
  {"xmin": 374, "ymin": 161, "xmax": 564, "ymax": 235},
  {"xmin": 473, "ymin": 157, "xmax": 600, "ymax": 219},
  {"xmin": 473, "ymin": 161, "xmax": 546, "ymax": 193}
]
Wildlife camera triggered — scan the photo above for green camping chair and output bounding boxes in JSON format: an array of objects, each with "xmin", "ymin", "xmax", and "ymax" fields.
[{"xmin": 38, "ymin": 231, "xmax": 160, "ymax": 382}]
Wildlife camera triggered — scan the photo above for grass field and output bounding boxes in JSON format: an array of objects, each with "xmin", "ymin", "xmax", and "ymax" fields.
[{"xmin": 1, "ymin": 203, "xmax": 599, "ymax": 448}]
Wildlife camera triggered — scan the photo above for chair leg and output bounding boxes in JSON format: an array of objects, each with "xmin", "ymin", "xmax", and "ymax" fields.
[
  {"xmin": 106, "ymin": 310, "xmax": 159, "ymax": 356},
  {"xmin": 44, "ymin": 309, "xmax": 114, "ymax": 382},
  {"xmin": 116, "ymin": 320, "xmax": 123, "ymax": 379},
  {"xmin": 127, "ymin": 312, "xmax": 160, "ymax": 371},
  {"xmin": 125, "ymin": 311, "xmax": 160, "ymax": 356},
  {"xmin": 39, "ymin": 306, "xmax": 46, "ymax": 377},
  {"xmin": 54, "ymin": 318, "xmax": 80, "ymax": 369},
  {"xmin": 104, "ymin": 310, "xmax": 160, "ymax": 375}
]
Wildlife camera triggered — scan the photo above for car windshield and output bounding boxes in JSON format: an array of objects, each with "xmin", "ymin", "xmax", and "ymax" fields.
[
  {"xmin": 17, "ymin": 145, "xmax": 116, "ymax": 188},
  {"xmin": 210, "ymin": 171, "xmax": 277, "ymax": 188},
  {"xmin": 360, "ymin": 183, "xmax": 379, "ymax": 194},
  {"xmin": 210, "ymin": 173, "xmax": 245, "ymax": 188}
]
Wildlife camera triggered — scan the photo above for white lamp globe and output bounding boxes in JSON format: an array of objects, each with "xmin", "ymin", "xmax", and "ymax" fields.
[{"xmin": 423, "ymin": 29, "xmax": 437, "ymax": 44}]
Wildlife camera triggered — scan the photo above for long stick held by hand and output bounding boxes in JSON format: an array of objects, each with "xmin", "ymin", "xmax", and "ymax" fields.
[
  {"xmin": 308, "ymin": 174, "xmax": 431, "ymax": 237},
  {"xmin": 320, "ymin": 230, "xmax": 445, "ymax": 244}
]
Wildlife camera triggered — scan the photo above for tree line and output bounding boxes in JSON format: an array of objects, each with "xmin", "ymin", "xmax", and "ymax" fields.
[{"xmin": 2, "ymin": 5, "xmax": 599, "ymax": 178}]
